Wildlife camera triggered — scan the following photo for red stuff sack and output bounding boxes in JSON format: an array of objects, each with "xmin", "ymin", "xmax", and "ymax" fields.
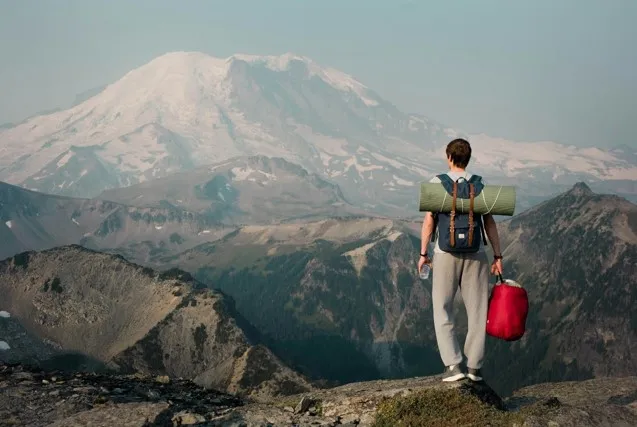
[{"xmin": 486, "ymin": 274, "xmax": 529, "ymax": 341}]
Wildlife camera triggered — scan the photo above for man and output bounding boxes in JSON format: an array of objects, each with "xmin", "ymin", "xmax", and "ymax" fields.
[{"xmin": 417, "ymin": 138, "xmax": 504, "ymax": 383}]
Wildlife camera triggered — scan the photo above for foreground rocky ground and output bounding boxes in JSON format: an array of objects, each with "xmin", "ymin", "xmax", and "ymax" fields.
[{"xmin": 2, "ymin": 362, "xmax": 637, "ymax": 426}]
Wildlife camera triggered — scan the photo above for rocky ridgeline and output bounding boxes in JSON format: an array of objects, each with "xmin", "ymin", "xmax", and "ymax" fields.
[
  {"xmin": 2, "ymin": 361, "xmax": 637, "ymax": 426},
  {"xmin": 0, "ymin": 362, "xmax": 242, "ymax": 426}
]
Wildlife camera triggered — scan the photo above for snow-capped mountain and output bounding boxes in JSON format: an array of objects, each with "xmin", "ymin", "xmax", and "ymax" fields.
[{"xmin": 0, "ymin": 51, "xmax": 635, "ymax": 215}]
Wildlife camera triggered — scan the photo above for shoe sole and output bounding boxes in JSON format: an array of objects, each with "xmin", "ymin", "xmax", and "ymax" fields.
[
  {"xmin": 467, "ymin": 374, "xmax": 483, "ymax": 382},
  {"xmin": 442, "ymin": 373, "xmax": 466, "ymax": 382}
]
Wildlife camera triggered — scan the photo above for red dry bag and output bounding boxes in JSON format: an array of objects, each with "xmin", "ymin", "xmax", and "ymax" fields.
[{"xmin": 486, "ymin": 274, "xmax": 528, "ymax": 341}]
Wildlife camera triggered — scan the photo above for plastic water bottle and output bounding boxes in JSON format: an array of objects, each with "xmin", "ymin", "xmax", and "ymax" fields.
[{"xmin": 419, "ymin": 264, "xmax": 431, "ymax": 280}]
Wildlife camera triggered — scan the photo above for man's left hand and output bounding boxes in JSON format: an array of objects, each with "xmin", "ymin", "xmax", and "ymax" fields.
[{"xmin": 491, "ymin": 258, "xmax": 503, "ymax": 275}]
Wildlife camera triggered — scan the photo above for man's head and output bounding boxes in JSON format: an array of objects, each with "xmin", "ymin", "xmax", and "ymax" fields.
[{"xmin": 445, "ymin": 138, "xmax": 472, "ymax": 169}]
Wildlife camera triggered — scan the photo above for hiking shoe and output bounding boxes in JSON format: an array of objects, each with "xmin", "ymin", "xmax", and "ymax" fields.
[
  {"xmin": 467, "ymin": 368, "xmax": 483, "ymax": 382},
  {"xmin": 442, "ymin": 364, "xmax": 466, "ymax": 382}
]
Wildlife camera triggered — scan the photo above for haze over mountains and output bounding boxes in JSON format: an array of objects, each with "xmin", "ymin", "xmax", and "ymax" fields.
[{"xmin": 0, "ymin": 51, "xmax": 635, "ymax": 215}]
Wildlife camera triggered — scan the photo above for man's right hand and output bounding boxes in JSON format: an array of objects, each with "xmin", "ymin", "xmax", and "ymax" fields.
[{"xmin": 418, "ymin": 254, "xmax": 430, "ymax": 272}]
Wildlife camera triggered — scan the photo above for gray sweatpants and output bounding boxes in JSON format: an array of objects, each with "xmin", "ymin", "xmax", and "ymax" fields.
[{"xmin": 432, "ymin": 251, "xmax": 490, "ymax": 369}]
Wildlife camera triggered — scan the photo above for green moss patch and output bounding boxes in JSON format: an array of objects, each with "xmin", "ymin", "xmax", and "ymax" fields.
[{"xmin": 373, "ymin": 388, "xmax": 523, "ymax": 427}]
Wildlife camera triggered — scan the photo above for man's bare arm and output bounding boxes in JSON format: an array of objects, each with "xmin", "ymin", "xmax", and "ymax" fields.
[
  {"xmin": 483, "ymin": 214, "xmax": 502, "ymax": 256},
  {"xmin": 421, "ymin": 212, "xmax": 435, "ymax": 255}
]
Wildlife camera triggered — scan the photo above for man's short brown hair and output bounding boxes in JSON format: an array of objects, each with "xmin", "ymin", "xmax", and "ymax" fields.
[{"xmin": 446, "ymin": 138, "xmax": 472, "ymax": 168}]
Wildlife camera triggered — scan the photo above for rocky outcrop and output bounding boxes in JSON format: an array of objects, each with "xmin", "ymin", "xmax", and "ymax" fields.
[
  {"xmin": 0, "ymin": 362, "xmax": 243, "ymax": 427},
  {"xmin": 0, "ymin": 245, "xmax": 311, "ymax": 399},
  {"xmin": 2, "ymin": 362, "xmax": 636, "ymax": 426}
]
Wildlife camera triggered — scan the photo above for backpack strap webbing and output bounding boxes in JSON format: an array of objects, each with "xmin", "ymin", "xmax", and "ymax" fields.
[
  {"xmin": 468, "ymin": 183, "xmax": 475, "ymax": 246},
  {"xmin": 431, "ymin": 213, "xmax": 438, "ymax": 243},
  {"xmin": 450, "ymin": 181, "xmax": 458, "ymax": 247},
  {"xmin": 469, "ymin": 174, "xmax": 488, "ymax": 245}
]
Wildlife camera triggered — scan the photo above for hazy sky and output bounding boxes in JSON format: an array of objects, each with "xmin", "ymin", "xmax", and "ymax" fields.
[{"xmin": 1, "ymin": 0, "xmax": 636, "ymax": 148}]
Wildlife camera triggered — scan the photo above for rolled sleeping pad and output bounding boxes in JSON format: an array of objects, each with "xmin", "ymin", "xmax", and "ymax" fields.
[{"xmin": 419, "ymin": 183, "xmax": 516, "ymax": 216}]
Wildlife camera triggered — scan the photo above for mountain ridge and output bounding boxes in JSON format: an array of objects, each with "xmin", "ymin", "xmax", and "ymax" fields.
[
  {"xmin": 0, "ymin": 178, "xmax": 229, "ymax": 262},
  {"xmin": 480, "ymin": 181, "xmax": 637, "ymax": 394},
  {"xmin": 0, "ymin": 244, "xmax": 312, "ymax": 399},
  {"xmin": 0, "ymin": 152, "xmax": 368, "ymax": 262}
]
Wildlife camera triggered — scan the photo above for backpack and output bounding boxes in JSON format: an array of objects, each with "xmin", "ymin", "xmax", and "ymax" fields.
[{"xmin": 432, "ymin": 174, "xmax": 487, "ymax": 253}]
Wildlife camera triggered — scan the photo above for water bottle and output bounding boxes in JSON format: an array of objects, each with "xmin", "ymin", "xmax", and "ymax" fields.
[{"xmin": 419, "ymin": 263, "xmax": 431, "ymax": 280}]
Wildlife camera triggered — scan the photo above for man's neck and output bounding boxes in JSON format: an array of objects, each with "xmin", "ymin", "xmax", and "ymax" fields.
[{"xmin": 449, "ymin": 166, "xmax": 466, "ymax": 173}]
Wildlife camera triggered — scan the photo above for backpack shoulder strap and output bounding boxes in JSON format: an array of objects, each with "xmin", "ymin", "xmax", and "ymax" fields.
[
  {"xmin": 431, "ymin": 174, "xmax": 452, "ymax": 242},
  {"xmin": 468, "ymin": 174, "xmax": 483, "ymax": 183},
  {"xmin": 437, "ymin": 174, "xmax": 455, "ymax": 193},
  {"xmin": 436, "ymin": 174, "xmax": 454, "ymax": 184}
]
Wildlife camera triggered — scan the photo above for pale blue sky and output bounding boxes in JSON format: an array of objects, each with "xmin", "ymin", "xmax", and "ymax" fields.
[{"xmin": 1, "ymin": 0, "xmax": 636, "ymax": 148}]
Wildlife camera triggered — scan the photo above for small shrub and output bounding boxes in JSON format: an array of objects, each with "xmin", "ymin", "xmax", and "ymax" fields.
[
  {"xmin": 169, "ymin": 233, "xmax": 184, "ymax": 244},
  {"xmin": 159, "ymin": 268, "xmax": 193, "ymax": 282},
  {"xmin": 51, "ymin": 277, "xmax": 63, "ymax": 293},
  {"xmin": 141, "ymin": 266, "xmax": 155, "ymax": 277},
  {"xmin": 13, "ymin": 252, "xmax": 30, "ymax": 268}
]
